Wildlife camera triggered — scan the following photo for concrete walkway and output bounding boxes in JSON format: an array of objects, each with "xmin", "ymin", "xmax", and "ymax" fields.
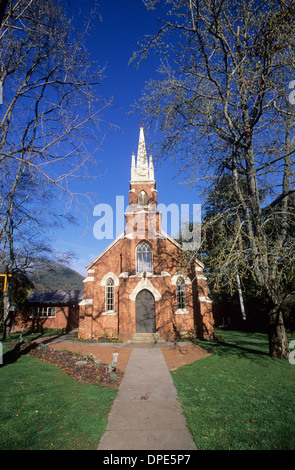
[{"xmin": 97, "ymin": 347, "xmax": 197, "ymax": 451}]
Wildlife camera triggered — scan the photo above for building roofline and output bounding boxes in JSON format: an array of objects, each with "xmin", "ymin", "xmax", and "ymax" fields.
[
  {"xmin": 27, "ymin": 289, "xmax": 83, "ymax": 304},
  {"xmin": 86, "ymin": 230, "xmax": 204, "ymax": 270},
  {"xmin": 86, "ymin": 232, "xmax": 125, "ymax": 270},
  {"xmin": 161, "ymin": 230, "xmax": 204, "ymax": 268}
]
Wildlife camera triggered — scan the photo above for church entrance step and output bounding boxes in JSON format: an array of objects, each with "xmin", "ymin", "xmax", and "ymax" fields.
[{"xmin": 128, "ymin": 333, "xmax": 166, "ymax": 344}]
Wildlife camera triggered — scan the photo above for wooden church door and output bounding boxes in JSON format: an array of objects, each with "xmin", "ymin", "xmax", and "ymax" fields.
[{"xmin": 136, "ymin": 289, "xmax": 155, "ymax": 333}]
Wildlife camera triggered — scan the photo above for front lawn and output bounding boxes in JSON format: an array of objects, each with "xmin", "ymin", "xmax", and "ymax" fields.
[
  {"xmin": 172, "ymin": 329, "xmax": 295, "ymax": 450},
  {"xmin": 0, "ymin": 333, "xmax": 117, "ymax": 450}
]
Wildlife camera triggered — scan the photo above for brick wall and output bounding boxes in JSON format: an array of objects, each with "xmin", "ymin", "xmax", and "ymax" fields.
[
  {"xmin": 12, "ymin": 305, "xmax": 79, "ymax": 332},
  {"xmin": 78, "ymin": 233, "xmax": 204, "ymax": 342}
]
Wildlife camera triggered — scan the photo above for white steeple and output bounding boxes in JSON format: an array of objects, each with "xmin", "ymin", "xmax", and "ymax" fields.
[
  {"xmin": 130, "ymin": 126, "xmax": 155, "ymax": 182},
  {"xmin": 149, "ymin": 154, "xmax": 154, "ymax": 180}
]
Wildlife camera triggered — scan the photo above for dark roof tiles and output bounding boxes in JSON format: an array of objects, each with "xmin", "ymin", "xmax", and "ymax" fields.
[{"xmin": 27, "ymin": 289, "xmax": 83, "ymax": 304}]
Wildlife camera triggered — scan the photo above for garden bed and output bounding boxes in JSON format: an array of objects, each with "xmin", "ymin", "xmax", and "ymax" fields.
[{"xmin": 9, "ymin": 341, "xmax": 123, "ymax": 388}]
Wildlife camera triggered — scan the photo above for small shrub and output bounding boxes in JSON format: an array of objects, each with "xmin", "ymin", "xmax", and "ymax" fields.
[
  {"xmin": 83, "ymin": 353, "xmax": 95, "ymax": 362},
  {"xmin": 110, "ymin": 373, "xmax": 118, "ymax": 382}
]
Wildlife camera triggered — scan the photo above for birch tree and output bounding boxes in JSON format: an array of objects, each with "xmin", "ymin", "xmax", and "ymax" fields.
[{"xmin": 133, "ymin": 0, "xmax": 295, "ymax": 358}]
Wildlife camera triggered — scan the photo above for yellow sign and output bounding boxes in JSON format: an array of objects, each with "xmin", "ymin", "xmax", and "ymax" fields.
[{"xmin": 0, "ymin": 268, "xmax": 13, "ymax": 292}]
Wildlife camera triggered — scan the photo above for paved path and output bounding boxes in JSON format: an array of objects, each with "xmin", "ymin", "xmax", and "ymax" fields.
[
  {"xmin": 45, "ymin": 336, "xmax": 210, "ymax": 373},
  {"xmin": 97, "ymin": 348, "xmax": 197, "ymax": 451},
  {"xmin": 38, "ymin": 334, "xmax": 209, "ymax": 450}
]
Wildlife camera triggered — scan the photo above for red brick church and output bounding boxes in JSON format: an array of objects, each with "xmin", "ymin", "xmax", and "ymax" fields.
[{"xmin": 78, "ymin": 127, "xmax": 214, "ymax": 342}]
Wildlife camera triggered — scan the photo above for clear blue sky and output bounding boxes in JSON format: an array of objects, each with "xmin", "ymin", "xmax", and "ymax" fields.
[{"xmin": 51, "ymin": 0, "xmax": 203, "ymax": 276}]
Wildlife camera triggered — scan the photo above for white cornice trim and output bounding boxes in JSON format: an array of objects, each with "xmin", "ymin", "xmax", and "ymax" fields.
[
  {"xmin": 129, "ymin": 180, "xmax": 156, "ymax": 185},
  {"xmin": 79, "ymin": 298, "xmax": 93, "ymax": 306},
  {"xmin": 198, "ymin": 296, "xmax": 212, "ymax": 303}
]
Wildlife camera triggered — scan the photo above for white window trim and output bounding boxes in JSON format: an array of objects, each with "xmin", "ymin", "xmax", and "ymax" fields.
[
  {"xmin": 105, "ymin": 278, "xmax": 115, "ymax": 313},
  {"xmin": 29, "ymin": 306, "xmax": 56, "ymax": 318},
  {"xmin": 100, "ymin": 272, "xmax": 119, "ymax": 287},
  {"xmin": 171, "ymin": 272, "xmax": 191, "ymax": 286},
  {"xmin": 129, "ymin": 277, "xmax": 161, "ymax": 301},
  {"xmin": 176, "ymin": 277, "xmax": 187, "ymax": 311},
  {"xmin": 136, "ymin": 241, "xmax": 153, "ymax": 273}
]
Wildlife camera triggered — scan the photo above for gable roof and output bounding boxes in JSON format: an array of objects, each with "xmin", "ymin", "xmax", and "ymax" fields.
[
  {"xmin": 161, "ymin": 230, "xmax": 204, "ymax": 268},
  {"xmin": 86, "ymin": 232, "xmax": 125, "ymax": 270},
  {"xmin": 27, "ymin": 290, "xmax": 83, "ymax": 305},
  {"xmin": 86, "ymin": 229, "xmax": 204, "ymax": 271}
]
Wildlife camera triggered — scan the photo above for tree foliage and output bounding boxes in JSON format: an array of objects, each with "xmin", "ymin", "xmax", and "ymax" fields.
[{"xmin": 133, "ymin": 0, "xmax": 295, "ymax": 357}]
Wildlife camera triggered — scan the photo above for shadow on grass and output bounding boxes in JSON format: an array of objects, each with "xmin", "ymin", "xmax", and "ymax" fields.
[
  {"xmin": 1, "ymin": 329, "xmax": 65, "ymax": 367},
  {"xmin": 2, "ymin": 341, "xmax": 38, "ymax": 366},
  {"xmin": 194, "ymin": 330, "xmax": 271, "ymax": 362}
]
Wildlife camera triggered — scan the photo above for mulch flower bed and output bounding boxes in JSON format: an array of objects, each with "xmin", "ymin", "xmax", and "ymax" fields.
[{"xmin": 9, "ymin": 341, "xmax": 123, "ymax": 388}]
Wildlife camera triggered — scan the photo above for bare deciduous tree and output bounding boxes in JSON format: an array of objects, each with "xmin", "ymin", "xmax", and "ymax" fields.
[{"xmin": 0, "ymin": 0, "xmax": 111, "ymax": 333}]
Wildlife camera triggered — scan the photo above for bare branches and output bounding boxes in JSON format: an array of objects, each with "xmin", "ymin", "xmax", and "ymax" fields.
[
  {"xmin": 0, "ymin": 0, "xmax": 110, "ymax": 274},
  {"xmin": 135, "ymin": 0, "xmax": 295, "ymax": 357}
]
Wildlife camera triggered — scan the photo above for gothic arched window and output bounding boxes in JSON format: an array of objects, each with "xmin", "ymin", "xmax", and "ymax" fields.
[
  {"xmin": 105, "ymin": 278, "xmax": 115, "ymax": 312},
  {"xmin": 136, "ymin": 241, "xmax": 153, "ymax": 273},
  {"xmin": 138, "ymin": 190, "xmax": 148, "ymax": 206},
  {"xmin": 176, "ymin": 277, "xmax": 186, "ymax": 310}
]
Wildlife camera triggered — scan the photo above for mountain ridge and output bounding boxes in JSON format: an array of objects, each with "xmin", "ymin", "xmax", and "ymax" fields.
[{"xmin": 29, "ymin": 262, "xmax": 84, "ymax": 291}]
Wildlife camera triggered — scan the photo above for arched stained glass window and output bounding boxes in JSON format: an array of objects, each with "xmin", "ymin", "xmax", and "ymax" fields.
[
  {"xmin": 105, "ymin": 278, "xmax": 115, "ymax": 311},
  {"xmin": 176, "ymin": 277, "xmax": 186, "ymax": 309},
  {"xmin": 136, "ymin": 242, "xmax": 153, "ymax": 273},
  {"xmin": 138, "ymin": 190, "xmax": 148, "ymax": 206}
]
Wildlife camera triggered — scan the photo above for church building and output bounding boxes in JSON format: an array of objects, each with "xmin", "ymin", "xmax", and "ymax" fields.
[{"xmin": 78, "ymin": 127, "xmax": 214, "ymax": 343}]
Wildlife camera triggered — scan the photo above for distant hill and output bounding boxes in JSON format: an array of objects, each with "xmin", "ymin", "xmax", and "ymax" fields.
[{"xmin": 28, "ymin": 262, "xmax": 84, "ymax": 291}]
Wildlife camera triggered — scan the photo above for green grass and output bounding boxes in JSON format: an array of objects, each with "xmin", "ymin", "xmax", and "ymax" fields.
[
  {"xmin": 2, "ymin": 329, "xmax": 295, "ymax": 450},
  {"xmin": 0, "ymin": 333, "xmax": 117, "ymax": 450},
  {"xmin": 172, "ymin": 329, "xmax": 295, "ymax": 450}
]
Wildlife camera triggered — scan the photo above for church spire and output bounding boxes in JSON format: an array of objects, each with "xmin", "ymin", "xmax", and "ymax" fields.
[
  {"xmin": 130, "ymin": 126, "xmax": 155, "ymax": 183},
  {"xmin": 137, "ymin": 126, "xmax": 148, "ymax": 169}
]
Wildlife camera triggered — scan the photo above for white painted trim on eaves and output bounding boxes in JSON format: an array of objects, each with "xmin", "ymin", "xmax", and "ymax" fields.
[
  {"xmin": 79, "ymin": 298, "xmax": 93, "ymax": 306},
  {"xmin": 86, "ymin": 232, "xmax": 125, "ymax": 270}
]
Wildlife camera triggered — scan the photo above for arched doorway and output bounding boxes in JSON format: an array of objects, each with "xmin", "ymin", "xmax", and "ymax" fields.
[{"xmin": 136, "ymin": 289, "xmax": 155, "ymax": 333}]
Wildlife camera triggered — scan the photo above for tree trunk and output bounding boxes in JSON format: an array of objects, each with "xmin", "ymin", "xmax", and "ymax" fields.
[
  {"xmin": 2, "ymin": 289, "xmax": 9, "ymax": 340},
  {"xmin": 268, "ymin": 309, "xmax": 289, "ymax": 359}
]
